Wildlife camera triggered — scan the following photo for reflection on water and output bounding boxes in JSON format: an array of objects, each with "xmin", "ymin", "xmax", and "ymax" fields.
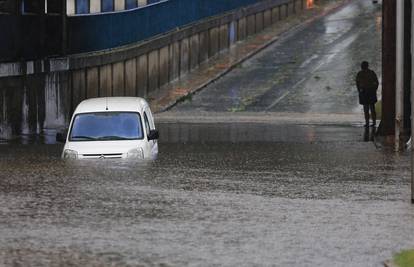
[
  {"xmin": 363, "ymin": 126, "xmax": 376, "ymax": 142},
  {"xmin": 157, "ymin": 122, "xmax": 362, "ymax": 143}
]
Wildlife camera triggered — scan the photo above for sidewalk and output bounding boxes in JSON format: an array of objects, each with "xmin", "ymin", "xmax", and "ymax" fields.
[{"xmin": 149, "ymin": 0, "xmax": 349, "ymax": 113}]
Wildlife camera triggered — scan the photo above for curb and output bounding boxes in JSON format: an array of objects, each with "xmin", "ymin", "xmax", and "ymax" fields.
[
  {"xmin": 384, "ymin": 260, "xmax": 398, "ymax": 267},
  {"xmin": 157, "ymin": 0, "xmax": 351, "ymax": 113}
]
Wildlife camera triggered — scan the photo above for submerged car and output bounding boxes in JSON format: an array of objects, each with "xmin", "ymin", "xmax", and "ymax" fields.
[{"xmin": 59, "ymin": 97, "xmax": 159, "ymax": 160}]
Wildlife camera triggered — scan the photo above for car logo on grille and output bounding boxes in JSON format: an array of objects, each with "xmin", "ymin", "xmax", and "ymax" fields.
[{"xmin": 99, "ymin": 155, "xmax": 105, "ymax": 159}]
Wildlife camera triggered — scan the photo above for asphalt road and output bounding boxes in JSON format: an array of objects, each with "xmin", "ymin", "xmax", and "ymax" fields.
[{"xmin": 172, "ymin": 0, "xmax": 382, "ymax": 114}]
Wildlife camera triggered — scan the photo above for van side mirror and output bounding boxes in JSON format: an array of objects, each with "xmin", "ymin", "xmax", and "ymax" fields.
[
  {"xmin": 148, "ymin": 130, "xmax": 159, "ymax": 141},
  {"xmin": 56, "ymin": 131, "xmax": 68, "ymax": 143}
]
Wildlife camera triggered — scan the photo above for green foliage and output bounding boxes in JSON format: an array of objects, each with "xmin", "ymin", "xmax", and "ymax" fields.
[{"xmin": 394, "ymin": 250, "xmax": 414, "ymax": 267}]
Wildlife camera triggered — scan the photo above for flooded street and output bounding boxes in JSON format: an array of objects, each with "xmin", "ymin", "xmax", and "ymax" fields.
[
  {"xmin": 1, "ymin": 123, "xmax": 414, "ymax": 266},
  {"xmin": 2, "ymin": 0, "xmax": 414, "ymax": 266}
]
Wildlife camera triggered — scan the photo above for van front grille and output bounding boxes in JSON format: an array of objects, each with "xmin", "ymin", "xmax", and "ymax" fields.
[{"xmin": 82, "ymin": 153, "xmax": 123, "ymax": 159}]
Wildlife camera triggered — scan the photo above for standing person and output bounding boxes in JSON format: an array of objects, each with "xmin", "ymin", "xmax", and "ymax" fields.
[{"xmin": 356, "ymin": 61, "xmax": 379, "ymax": 127}]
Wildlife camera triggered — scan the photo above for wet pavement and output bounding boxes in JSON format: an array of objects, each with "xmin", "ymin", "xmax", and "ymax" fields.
[
  {"xmin": 2, "ymin": 1, "xmax": 414, "ymax": 267},
  {"xmin": 172, "ymin": 0, "xmax": 382, "ymax": 114}
]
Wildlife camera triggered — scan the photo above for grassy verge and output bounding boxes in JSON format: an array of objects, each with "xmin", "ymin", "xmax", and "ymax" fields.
[{"xmin": 394, "ymin": 250, "xmax": 414, "ymax": 267}]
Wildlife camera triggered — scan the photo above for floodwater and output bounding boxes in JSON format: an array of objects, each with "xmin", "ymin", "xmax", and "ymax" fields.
[{"xmin": 1, "ymin": 123, "xmax": 413, "ymax": 267}]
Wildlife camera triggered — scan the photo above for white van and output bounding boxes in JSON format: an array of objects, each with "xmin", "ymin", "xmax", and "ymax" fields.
[{"xmin": 58, "ymin": 97, "xmax": 159, "ymax": 160}]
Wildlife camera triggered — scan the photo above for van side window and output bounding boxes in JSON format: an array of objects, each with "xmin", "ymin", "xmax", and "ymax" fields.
[{"xmin": 144, "ymin": 112, "xmax": 151, "ymax": 136}]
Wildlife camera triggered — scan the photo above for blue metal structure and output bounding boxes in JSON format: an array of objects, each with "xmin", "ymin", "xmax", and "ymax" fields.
[
  {"xmin": 0, "ymin": 0, "xmax": 262, "ymax": 61},
  {"xmin": 68, "ymin": 0, "xmax": 260, "ymax": 54}
]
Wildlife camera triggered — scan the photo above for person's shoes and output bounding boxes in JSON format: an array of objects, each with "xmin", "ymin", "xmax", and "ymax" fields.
[
  {"xmin": 364, "ymin": 124, "xmax": 369, "ymax": 127},
  {"xmin": 371, "ymin": 123, "xmax": 376, "ymax": 127}
]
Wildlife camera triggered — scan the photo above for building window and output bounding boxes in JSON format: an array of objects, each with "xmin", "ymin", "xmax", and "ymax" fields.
[
  {"xmin": 0, "ymin": 0, "xmax": 11, "ymax": 14},
  {"xmin": 22, "ymin": 0, "xmax": 45, "ymax": 14},
  {"xmin": 76, "ymin": 0, "xmax": 89, "ymax": 14},
  {"xmin": 101, "ymin": 0, "xmax": 113, "ymax": 12},
  {"xmin": 47, "ymin": 0, "xmax": 61, "ymax": 14},
  {"xmin": 125, "ymin": 0, "xmax": 136, "ymax": 9}
]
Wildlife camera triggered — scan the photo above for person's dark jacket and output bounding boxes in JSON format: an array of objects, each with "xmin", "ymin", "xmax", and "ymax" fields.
[{"xmin": 356, "ymin": 69, "xmax": 379, "ymax": 105}]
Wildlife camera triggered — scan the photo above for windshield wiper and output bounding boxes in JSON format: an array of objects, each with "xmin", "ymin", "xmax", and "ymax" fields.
[
  {"xmin": 71, "ymin": 135, "xmax": 97, "ymax": 140},
  {"xmin": 96, "ymin": 136, "xmax": 134, "ymax": 140}
]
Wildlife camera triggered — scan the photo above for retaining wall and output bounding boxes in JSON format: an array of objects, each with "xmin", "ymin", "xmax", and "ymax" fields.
[{"xmin": 0, "ymin": 0, "xmax": 308, "ymax": 139}]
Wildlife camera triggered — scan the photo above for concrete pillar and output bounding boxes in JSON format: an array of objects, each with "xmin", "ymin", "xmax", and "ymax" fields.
[
  {"xmin": 255, "ymin": 12, "xmax": 264, "ymax": 33},
  {"xmin": 219, "ymin": 24, "xmax": 229, "ymax": 51},
  {"xmin": 229, "ymin": 21, "xmax": 238, "ymax": 45},
  {"xmin": 148, "ymin": 50, "xmax": 159, "ymax": 92},
  {"xmin": 24, "ymin": 76, "xmax": 43, "ymax": 134},
  {"xmin": 247, "ymin": 15, "xmax": 256, "ymax": 36},
  {"xmin": 190, "ymin": 34, "xmax": 200, "ymax": 70},
  {"xmin": 137, "ymin": 54, "xmax": 148, "ymax": 97},
  {"xmin": 288, "ymin": 2, "xmax": 294, "ymax": 16},
  {"xmin": 159, "ymin": 46, "xmax": 169, "ymax": 87},
  {"xmin": 271, "ymin": 7, "xmax": 280, "ymax": 23},
  {"xmin": 66, "ymin": 0, "xmax": 75, "ymax": 15},
  {"xmin": 0, "ymin": 80, "xmax": 23, "ymax": 137},
  {"xmin": 379, "ymin": 0, "xmax": 396, "ymax": 135},
  {"xmin": 199, "ymin": 31, "xmax": 209, "ymax": 63},
  {"xmin": 44, "ymin": 72, "xmax": 67, "ymax": 130},
  {"xmin": 264, "ymin": 10, "xmax": 272, "ymax": 28},
  {"xmin": 209, "ymin": 27, "xmax": 219, "ymax": 57},
  {"xmin": 99, "ymin": 64, "xmax": 112, "ymax": 97},
  {"xmin": 112, "ymin": 62, "xmax": 125, "ymax": 96},
  {"xmin": 125, "ymin": 58, "xmax": 137, "ymax": 96},
  {"xmin": 238, "ymin": 17, "xmax": 247, "ymax": 40},
  {"xmin": 169, "ymin": 41, "xmax": 180, "ymax": 82},
  {"xmin": 395, "ymin": 0, "xmax": 404, "ymax": 151},
  {"xmin": 90, "ymin": 0, "xmax": 101, "ymax": 13},
  {"xmin": 115, "ymin": 0, "xmax": 125, "ymax": 11},
  {"xmin": 86, "ymin": 67, "xmax": 99, "ymax": 98},
  {"xmin": 411, "ymin": 0, "xmax": 414, "ymax": 203},
  {"xmin": 180, "ymin": 38, "xmax": 190, "ymax": 76},
  {"xmin": 72, "ymin": 69, "xmax": 86, "ymax": 107},
  {"xmin": 282, "ymin": 4, "xmax": 288, "ymax": 19},
  {"xmin": 301, "ymin": 0, "xmax": 307, "ymax": 11}
]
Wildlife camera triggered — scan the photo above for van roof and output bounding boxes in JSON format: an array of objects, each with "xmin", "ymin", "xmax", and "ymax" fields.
[{"xmin": 74, "ymin": 97, "xmax": 149, "ymax": 114}]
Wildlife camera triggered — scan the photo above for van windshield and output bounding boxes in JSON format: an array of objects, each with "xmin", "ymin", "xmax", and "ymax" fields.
[{"xmin": 69, "ymin": 112, "xmax": 143, "ymax": 141}]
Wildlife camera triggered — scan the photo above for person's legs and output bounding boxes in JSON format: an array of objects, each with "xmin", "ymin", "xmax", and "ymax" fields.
[
  {"xmin": 363, "ymin": 105, "xmax": 370, "ymax": 127},
  {"xmin": 369, "ymin": 104, "xmax": 376, "ymax": 126}
]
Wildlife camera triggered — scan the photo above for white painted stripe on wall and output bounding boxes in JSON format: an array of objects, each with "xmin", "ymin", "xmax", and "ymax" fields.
[
  {"xmin": 138, "ymin": 0, "xmax": 148, "ymax": 6},
  {"xmin": 115, "ymin": 0, "xmax": 125, "ymax": 11},
  {"xmin": 67, "ymin": 0, "xmax": 75, "ymax": 15},
  {"xmin": 90, "ymin": 0, "xmax": 101, "ymax": 13}
]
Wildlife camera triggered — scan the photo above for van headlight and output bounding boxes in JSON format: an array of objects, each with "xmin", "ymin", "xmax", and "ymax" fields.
[
  {"xmin": 63, "ymin": 149, "xmax": 78, "ymax": 159},
  {"xmin": 127, "ymin": 148, "xmax": 144, "ymax": 159}
]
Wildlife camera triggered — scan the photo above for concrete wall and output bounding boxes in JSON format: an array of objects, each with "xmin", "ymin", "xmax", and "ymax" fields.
[{"xmin": 0, "ymin": 0, "xmax": 310, "ymax": 139}]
